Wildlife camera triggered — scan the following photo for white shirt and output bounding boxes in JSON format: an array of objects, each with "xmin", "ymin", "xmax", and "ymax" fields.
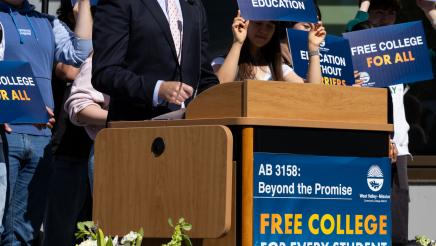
[
  {"xmin": 389, "ymin": 84, "xmax": 410, "ymax": 156},
  {"xmin": 211, "ymin": 57, "xmax": 294, "ymax": 81},
  {"xmin": 153, "ymin": 0, "xmax": 184, "ymax": 107}
]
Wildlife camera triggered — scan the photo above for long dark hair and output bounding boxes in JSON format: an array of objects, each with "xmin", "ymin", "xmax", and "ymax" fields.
[{"xmin": 237, "ymin": 22, "xmax": 284, "ymax": 81}]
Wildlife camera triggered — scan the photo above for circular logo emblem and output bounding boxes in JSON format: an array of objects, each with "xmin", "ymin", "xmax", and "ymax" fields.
[
  {"xmin": 359, "ymin": 72, "xmax": 371, "ymax": 83},
  {"xmin": 367, "ymin": 165, "xmax": 384, "ymax": 192}
]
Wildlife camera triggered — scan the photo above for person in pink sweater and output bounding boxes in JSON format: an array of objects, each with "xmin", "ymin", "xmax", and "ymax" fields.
[
  {"xmin": 64, "ymin": 55, "xmax": 109, "ymax": 192},
  {"xmin": 65, "ymin": 56, "xmax": 109, "ymax": 140}
]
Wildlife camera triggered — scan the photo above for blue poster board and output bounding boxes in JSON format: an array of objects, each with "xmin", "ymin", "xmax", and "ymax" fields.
[
  {"xmin": 342, "ymin": 21, "xmax": 433, "ymax": 87},
  {"xmin": 0, "ymin": 61, "xmax": 49, "ymax": 124},
  {"xmin": 288, "ymin": 29, "xmax": 355, "ymax": 85},
  {"xmin": 253, "ymin": 153, "xmax": 391, "ymax": 245},
  {"xmin": 237, "ymin": 0, "xmax": 318, "ymax": 23}
]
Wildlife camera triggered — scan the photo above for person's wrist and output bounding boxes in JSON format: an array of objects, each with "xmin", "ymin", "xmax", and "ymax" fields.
[
  {"xmin": 308, "ymin": 43, "xmax": 319, "ymax": 51},
  {"xmin": 308, "ymin": 49, "xmax": 320, "ymax": 57},
  {"xmin": 233, "ymin": 39, "xmax": 244, "ymax": 46}
]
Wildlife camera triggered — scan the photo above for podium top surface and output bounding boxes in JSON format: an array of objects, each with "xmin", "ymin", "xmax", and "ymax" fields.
[
  {"xmin": 109, "ymin": 117, "xmax": 393, "ymax": 132},
  {"xmin": 109, "ymin": 81, "xmax": 392, "ymax": 132}
]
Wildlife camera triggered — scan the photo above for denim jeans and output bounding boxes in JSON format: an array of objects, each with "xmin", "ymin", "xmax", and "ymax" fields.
[
  {"xmin": 0, "ymin": 134, "xmax": 6, "ymax": 236},
  {"xmin": 1, "ymin": 133, "xmax": 52, "ymax": 246},
  {"xmin": 88, "ymin": 145, "xmax": 94, "ymax": 194},
  {"xmin": 43, "ymin": 155, "xmax": 92, "ymax": 246}
]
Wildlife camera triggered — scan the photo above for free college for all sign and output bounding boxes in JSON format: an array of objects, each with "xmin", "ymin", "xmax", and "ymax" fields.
[
  {"xmin": 0, "ymin": 61, "xmax": 48, "ymax": 123},
  {"xmin": 253, "ymin": 153, "xmax": 391, "ymax": 246},
  {"xmin": 288, "ymin": 29, "xmax": 355, "ymax": 86},
  {"xmin": 343, "ymin": 21, "xmax": 433, "ymax": 87},
  {"xmin": 237, "ymin": 0, "xmax": 318, "ymax": 23}
]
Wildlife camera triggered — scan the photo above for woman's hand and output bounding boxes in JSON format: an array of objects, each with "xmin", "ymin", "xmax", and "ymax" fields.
[
  {"xmin": 416, "ymin": 0, "xmax": 435, "ymax": 14},
  {"xmin": 353, "ymin": 70, "xmax": 364, "ymax": 87},
  {"xmin": 232, "ymin": 10, "xmax": 249, "ymax": 45},
  {"xmin": 389, "ymin": 139, "xmax": 398, "ymax": 164},
  {"xmin": 308, "ymin": 22, "xmax": 326, "ymax": 51}
]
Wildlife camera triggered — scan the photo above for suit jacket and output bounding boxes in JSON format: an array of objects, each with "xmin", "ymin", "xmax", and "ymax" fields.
[{"xmin": 92, "ymin": 0, "xmax": 218, "ymax": 121}]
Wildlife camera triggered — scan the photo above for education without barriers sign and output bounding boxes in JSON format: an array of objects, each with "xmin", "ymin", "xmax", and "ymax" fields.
[
  {"xmin": 288, "ymin": 29, "xmax": 355, "ymax": 86},
  {"xmin": 237, "ymin": 0, "xmax": 318, "ymax": 23},
  {"xmin": 0, "ymin": 61, "xmax": 49, "ymax": 123},
  {"xmin": 253, "ymin": 153, "xmax": 391, "ymax": 246}
]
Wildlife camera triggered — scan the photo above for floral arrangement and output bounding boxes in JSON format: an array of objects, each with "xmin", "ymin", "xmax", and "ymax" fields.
[
  {"xmin": 416, "ymin": 235, "xmax": 436, "ymax": 246},
  {"xmin": 75, "ymin": 221, "xmax": 143, "ymax": 246},
  {"xmin": 75, "ymin": 218, "xmax": 192, "ymax": 246}
]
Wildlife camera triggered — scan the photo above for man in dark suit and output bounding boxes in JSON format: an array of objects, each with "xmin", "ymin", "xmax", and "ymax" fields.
[{"xmin": 92, "ymin": 0, "xmax": 219, "ymax": 121}]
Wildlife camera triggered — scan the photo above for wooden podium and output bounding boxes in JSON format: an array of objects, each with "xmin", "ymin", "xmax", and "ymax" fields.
[{"xmin": 93, "ymin": 81, "xmax": 392, "ymax": 246}]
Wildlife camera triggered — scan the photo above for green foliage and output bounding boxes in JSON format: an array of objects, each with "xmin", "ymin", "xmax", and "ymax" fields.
[
  {"xmin": 162, "ymin": 218, "xmax": 193, "ymax": 246},
  {"xmin": 416, "ymin": 235, "xmax": 435, "ymax": 246},
  {"xmin": 75, "ymin": 221, "xmax": 98, "ymax": 241},
  {"xmin": 75, "ymin": 221, "xmax": 144, "ymax": 246}
]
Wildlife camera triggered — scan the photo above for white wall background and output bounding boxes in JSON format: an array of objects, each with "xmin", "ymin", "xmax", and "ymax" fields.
[
  {"xmin": 409, "ymin": 185, "xmax": 436, "ymax": 239},
  {"xmin": 28, "ymin": 0, "xmax": 60, "ymax": 16}
]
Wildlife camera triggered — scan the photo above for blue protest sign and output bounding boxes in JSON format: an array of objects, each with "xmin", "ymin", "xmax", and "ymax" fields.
[
  {"xmin": 254, "ymin": 153, "xmax": 391, "ymax": 245},
  {"xmin": 237, "ymin": 0, "xmax": 318, "ymax": 23},
  {"xmin": 0, "ymin": 61, "xmax": 49, "ymax": 124},
  {"xmin": 288, "ymin": 29, "xmax": 355, "ymax": 85},
  {"xmin": 71, "ymin": 0, "xmax": 99, "ymax": 6},
  {"xmin": 342, "ymin": 21, "xmax": 433, "ymax": 87}
]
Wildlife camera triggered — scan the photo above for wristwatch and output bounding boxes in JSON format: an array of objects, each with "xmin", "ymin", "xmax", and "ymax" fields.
[{"xmin": 308, "ymin": 49, "xmax": 320, "ymax": 57}]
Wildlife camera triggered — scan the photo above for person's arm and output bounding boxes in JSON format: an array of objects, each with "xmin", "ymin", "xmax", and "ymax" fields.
[
  {"xmin": 92, "ymin": 0, "xmax": 191, "ymax": 106},
  {"xmin": 417, "ymin": 0, "xmax": 436, "ymax": 30},
  {"xmin": 65, "ymin": 57, "xmax": 108, "ymax": 127},
  {"xmin": 76, "ymin": 105, "xmax": 108, "ymax": 126},
  {"xmin": 305, "ymin": 23, "xmax": 326, "ymax": 84},
  {"xmin": 55, "ymin": 63, "xmax": 80, "ymax": 81},
  {"xmin": 74, "ymin": 0, "xmax": 93, "ymax": 39},
  {"xmin": 213, "ymin": 11, "xmax": 249, "ymax": 83},
  {"xmin": 345, "ymin": 0, "xmax": 370, "ymax": 32},
  {"xmin": 52, "ymin": 0, "xmax": 93, "ymax": 67},
  {"xmin": 283, "ymin": 69, "xmax": 305, "ymax": 83}
]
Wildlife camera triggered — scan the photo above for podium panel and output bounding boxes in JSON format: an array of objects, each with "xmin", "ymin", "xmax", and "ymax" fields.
[
  {"xmin": 93, "ymin": 125, "xmax": 233, "ymax": 238},
  {"xmin": 95, "ymin": 81, "xmax": 393, "ymax": 245}
]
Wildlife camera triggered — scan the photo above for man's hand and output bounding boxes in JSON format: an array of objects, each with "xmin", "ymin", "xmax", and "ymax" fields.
[
  {"xmin": 2, "ymin": 107, "xmax": 55, "ymax": 133},
  {"xmin": 34, "ymin": 107, "xmax": 55, "ymax": 130},
  {"xmin": 159, "ymin": 81, "xmax": 194, "ymax": 105}
]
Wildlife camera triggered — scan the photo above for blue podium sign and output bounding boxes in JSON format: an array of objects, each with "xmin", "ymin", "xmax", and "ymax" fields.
[
  {"xmin": 342, "ymin": 21, "xmax": 433, "ymax": 87},
  {"xmin": 288, "ymin": 29, "xmax": 355, "ymax": 85},
  {"xmin": 71, "ymin": 0, "xmax": 98, "ymax": 6},
  {"xmin": 237, "ymin": 0, "xmax": 318, "ymax": 23},
  {"xmin": 253, "ymin": 153, "xmax": 391, "ymax": 246},
  {"xmin": 0, "ymin": 61, "xmax": 49, "ymax": 123}
]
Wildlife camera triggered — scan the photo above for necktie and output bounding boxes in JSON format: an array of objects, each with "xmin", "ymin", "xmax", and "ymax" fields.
[{"xmin": 166, "ymin": 0, "xmax": 183, "ymax": 63}]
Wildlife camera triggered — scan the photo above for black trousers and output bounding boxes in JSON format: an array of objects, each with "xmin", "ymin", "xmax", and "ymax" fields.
[
  {"xmin": 391, "ymin": 155, "xmax": 410, "ymax": 245},
  {"xmin": 42, "ymin": 156, "xmax": 92, "ymax": 246}
]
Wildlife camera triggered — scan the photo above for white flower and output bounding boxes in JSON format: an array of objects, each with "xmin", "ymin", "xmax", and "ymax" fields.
[
  {"xmin": 121, "ymin": 231, "xmax": 138, "ymax": 244},
  {"xmin": 78, "ymin": 239, "xmax": 97, "ymax": 246},
  {"xmin": 112, "ymin": 236, "xmax": 119, "ymax": 245}
]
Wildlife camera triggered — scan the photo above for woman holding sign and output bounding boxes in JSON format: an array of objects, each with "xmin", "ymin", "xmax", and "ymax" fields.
[{"xmin": 212, "ymin": 11, "xmax": 326, "ymax": 83}]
